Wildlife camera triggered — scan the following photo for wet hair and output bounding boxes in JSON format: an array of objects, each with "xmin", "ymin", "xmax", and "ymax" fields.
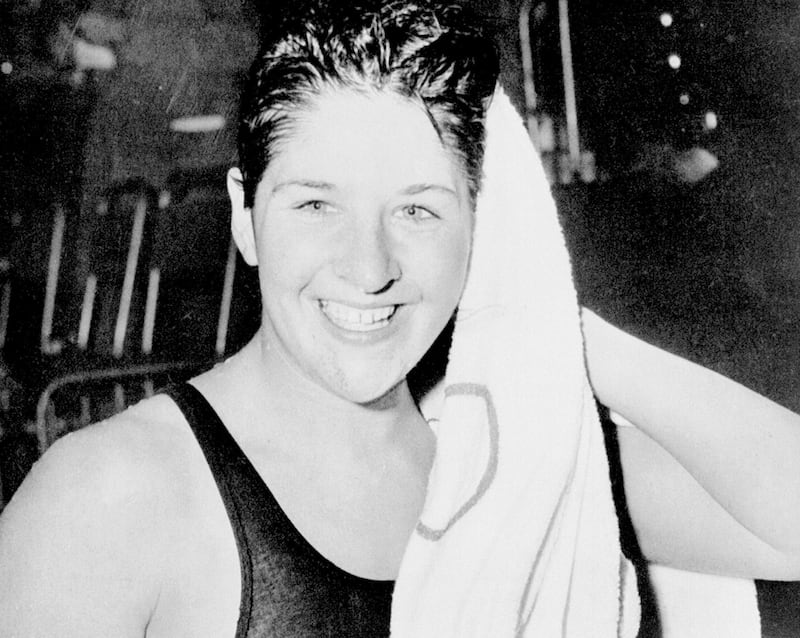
[{"xmin": 238, "ymin": 0, "xmax": 499, "ymax": 208}]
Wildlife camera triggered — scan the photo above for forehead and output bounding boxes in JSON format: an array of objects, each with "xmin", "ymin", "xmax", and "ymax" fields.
[{"xmin": 258, "ymin": 89, "xmax": 467, "ymax": 198}]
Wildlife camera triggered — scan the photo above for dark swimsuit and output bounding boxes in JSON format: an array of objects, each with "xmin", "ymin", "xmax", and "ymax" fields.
[{"xmin": 163, "ymin": 383, "xmax": 394, "ymax": 637}]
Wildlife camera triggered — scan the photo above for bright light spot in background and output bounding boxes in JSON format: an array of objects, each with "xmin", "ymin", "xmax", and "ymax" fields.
[
  {"xmin": 679, "ymin": 93, "xmax": 690, "ymax": 105},
  {"xmin": 169, "ymin": 114, "xmax": 226, "ymax": 133},
  {"xmin": 675, "ymin": 148, "xmax": 719, "ymax": 183},
  {"xmin": 668, "ymin": 54, "xmax": 682, "ymax": 69},
  {"xmin": 73, "ymin": 40, "xmax": 116, "ymax": 71},
  {"xmin": 660, "ymin": 13, "xmax": 673, "ymax": 27},
  {"xmin": 1, "ymin": 61, "xmax": 12, "ymax": 75},
  {"xmin": 704, "ymin": 111, "xmax": 718, "ymax": 131}
]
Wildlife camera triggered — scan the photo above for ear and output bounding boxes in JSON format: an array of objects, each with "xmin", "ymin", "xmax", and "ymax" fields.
[{"xmin": 228, "ymin": 167, "xmax": 258, "ymax": 266}]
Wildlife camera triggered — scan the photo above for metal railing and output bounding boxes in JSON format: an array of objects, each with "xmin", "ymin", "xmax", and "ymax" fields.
[
  {"xmin": 34, "ymin": 359, "xmax": 207, "ymax": 454},
  {"xmin": 519, "ymin": 0, "xmax": 590, "ymax": 183},
  {"xmin": 1, "ymin": 173, "xmax": 260, "ymax": 464}
]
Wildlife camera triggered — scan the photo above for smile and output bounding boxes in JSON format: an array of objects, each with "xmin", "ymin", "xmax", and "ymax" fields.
[{"xmin": 319, "ymin": 300, "xmax": 398, "ymax": 332}]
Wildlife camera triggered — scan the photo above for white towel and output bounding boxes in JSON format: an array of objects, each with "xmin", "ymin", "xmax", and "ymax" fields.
[
  {"xmin": 649, "ymin": 565, "xmax": 760, "ymax": 638},
  {"xmin": 391, "ymin": 88, "xmax": 639, "ymax": 637}
]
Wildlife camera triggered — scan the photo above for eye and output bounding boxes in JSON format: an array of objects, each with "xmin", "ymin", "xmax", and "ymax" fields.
[
  {"xmin": 396, "ymin": 204, "xmax": 436, "ymax": 222},
  {"xmin": 297, "ymin": 200, "xmax": 334, "ymax": 215}
]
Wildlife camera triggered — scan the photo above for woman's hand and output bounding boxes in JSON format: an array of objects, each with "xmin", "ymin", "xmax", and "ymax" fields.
[{"xmin": 581, "ymin": 307, "xmax": 800, "ymax": 579}]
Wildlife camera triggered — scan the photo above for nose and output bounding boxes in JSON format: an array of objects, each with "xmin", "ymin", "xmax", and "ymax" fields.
[{"xmin": 334, "ymin": 216, "xmax": 401, "ymax": 294}]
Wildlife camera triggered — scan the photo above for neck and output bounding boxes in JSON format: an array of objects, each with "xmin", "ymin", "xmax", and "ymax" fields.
[{"xmin": 217, "ymin": 332, "xmax": 424, "ymax": 454}]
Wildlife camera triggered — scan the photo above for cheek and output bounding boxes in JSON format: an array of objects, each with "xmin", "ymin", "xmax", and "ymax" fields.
[
  {"xmin": 256, "ymin": 221, "xmax": 325, "ymax": 292},
  {"xmin": 420, "ymin": 230, "xmax": 472, "ymax": 312}
]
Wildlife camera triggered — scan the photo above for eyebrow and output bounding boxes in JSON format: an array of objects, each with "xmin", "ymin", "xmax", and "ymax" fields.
[
  {"xmin": 400, "ymin": 183, "xmax": 458, "ymax": 198},
  {"xmin": 270, "ymin": 180, "xmax": 457, "ymax": 198},
  {"xmin": 271, "ymin": 179, "xmax": 336, "ymax": 196}
]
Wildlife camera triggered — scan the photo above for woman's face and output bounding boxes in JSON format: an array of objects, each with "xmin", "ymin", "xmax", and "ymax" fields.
[{"xmin": 238, "ymin": 89, "xmax": 474, "ymax": 405}]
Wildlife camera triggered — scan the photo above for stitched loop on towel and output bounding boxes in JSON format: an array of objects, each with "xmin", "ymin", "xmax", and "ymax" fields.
[{"xmin": 416, "ymin": 383, "xmax": 499, "ymax": 541}]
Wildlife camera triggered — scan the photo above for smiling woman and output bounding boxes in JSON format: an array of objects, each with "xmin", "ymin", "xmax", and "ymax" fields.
[
  {"xmin": 228, "ymin": 89, "xmax": 473, "ymax": 405},
  {"xmin": 0, "ymin": 2, "xmax": 500, "ymax": 636},
  {"xmin": 1, "ymin": 0, "xmax": 798, "ymax": 636}
]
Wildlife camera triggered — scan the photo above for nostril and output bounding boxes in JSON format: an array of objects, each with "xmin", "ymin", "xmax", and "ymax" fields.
[
  {"xmin": 361, "ymin": 256, "xmax": 402, "ymax": 295},
  {"xmin": 364, "ymin": 277, "xmax": 398, "ymax": 296}
]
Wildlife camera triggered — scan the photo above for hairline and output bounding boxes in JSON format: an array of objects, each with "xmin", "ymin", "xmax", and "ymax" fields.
[{"xmin": 245, "ymin": 82, "xmax": 478, "ymax": 210}]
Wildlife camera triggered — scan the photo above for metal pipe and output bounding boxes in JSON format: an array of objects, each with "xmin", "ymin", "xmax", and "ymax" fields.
[
  {"xmin": 40, "ymin": 206, "xmax": 65, "ymax": 355},
  {"xmin": 142, "ymin": 190, "xmax": 172, "ymax": 355},
  {"xmin": 113, "ymin": 383, "xmax": 125, "ymax": 413},
  {"xmin": 518, "ymin": 0, "xmax": 540, "ymax": 142},
  {"xmin": 141, "ymin": 268, "xmax": 160, "ymax": 354},
  {"xmin": 0, "ymin": 279, "xmax": 10, "ymax": 350},
  {"xmin": 79, "ymin": 396, "xmax": 91, "ymax": 427},
  {"xmin": 558, "ymin": 0, "xmax": 581, "ymax": 173},
  {"xmin": 215, "ymin": 237, "xmax": 238, "ymax": 357},
  {"xmin": 112, "ymin": 197, "xmax": 147, "ymax": 358},
  {"xmin": 77, "ymin": 273, "xmax": 97, "ymax": 350}
]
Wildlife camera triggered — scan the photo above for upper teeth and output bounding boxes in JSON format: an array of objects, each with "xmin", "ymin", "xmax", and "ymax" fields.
[{"xmin": 320, "ymin": 300, "xmax": 396, "ymax": 331}]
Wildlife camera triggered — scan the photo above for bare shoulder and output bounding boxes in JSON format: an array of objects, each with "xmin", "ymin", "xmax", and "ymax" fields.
[
  {"xmin": 4, "ymin": 393, "xmax": 193, "ymax": 519},
  {"xmin": 0, "ymin": 393, "xmax": 209, "ymax": 636}
]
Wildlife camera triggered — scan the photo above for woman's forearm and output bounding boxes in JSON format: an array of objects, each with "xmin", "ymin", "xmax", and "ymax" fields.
[
  {"xmin": 617, "ymin": 425, "xmax": 800, "ymax": 579},
  {"xmin": 581, "ymin": 308, "xmax": 800, "ymax": 554}
]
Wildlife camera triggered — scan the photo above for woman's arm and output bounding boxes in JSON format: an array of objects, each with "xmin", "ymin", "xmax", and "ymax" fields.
[
  {"xmin": 0, "ymin": 423, "xmax": 162, "ymax": 637},
  {"xmin": 615, "ymin": 423, "xmax": 800, "ymax": 579},
  {"xmin": 581, "ymin": 308, "xmax": 800, "ymax": 575}
]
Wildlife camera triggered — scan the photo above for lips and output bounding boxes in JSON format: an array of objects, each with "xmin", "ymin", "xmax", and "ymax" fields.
[{"xmin": 319, "ymin": 300, "xmax": 399, "ymax": 332}]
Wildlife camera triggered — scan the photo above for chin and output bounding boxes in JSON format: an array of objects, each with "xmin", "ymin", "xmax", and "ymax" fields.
[{"xmin": 338, "ymin": 376, "xmax": 407, "ymax": 409}]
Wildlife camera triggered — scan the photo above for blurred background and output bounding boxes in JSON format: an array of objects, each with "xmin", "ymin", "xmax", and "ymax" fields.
[
  {"xmin": 0, "ymin": 0, "xmax": 798, "ymax": 632},
  {"xmin": 0, "ymin": 0, "xmax": 265, "ymax": 494},
  {"xmin": 521, "ymin": 0, "xmax": 799, "ymax": 413}
]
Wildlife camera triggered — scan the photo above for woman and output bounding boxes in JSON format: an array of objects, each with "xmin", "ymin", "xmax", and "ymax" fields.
[
  {"xmin": 0, "ymin": 1, "xmax": 797, "ymax": 636},
  {"xmin": 0, "ymin": 3, "xmax": 523, "ymax": 636}
]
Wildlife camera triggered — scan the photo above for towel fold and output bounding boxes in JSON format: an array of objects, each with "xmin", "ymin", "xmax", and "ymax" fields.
[{"xmin": 391, "ymin": 88, "xmax": 639, "ymax": 637}]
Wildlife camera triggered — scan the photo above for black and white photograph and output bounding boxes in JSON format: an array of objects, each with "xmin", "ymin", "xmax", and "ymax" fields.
[{"xmin": 0, "ymin": 1, "xmax": 798, "ymax": 636}]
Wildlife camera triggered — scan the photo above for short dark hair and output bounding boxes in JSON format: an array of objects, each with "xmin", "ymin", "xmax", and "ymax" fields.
[{"xmin": 238, "ymin": 0, "xmax": 499, "ymax": 208}]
